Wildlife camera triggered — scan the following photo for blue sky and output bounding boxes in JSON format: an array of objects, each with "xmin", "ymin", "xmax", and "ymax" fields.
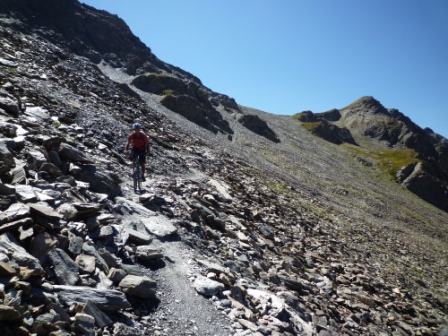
[{"xmin": 80, "ymin": 0, "xmax": 448, "ymax": 138}]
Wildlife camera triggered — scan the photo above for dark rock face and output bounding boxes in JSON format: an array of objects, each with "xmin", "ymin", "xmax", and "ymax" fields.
[
  {"xmin": 161, "ymin": 94, "xmax": 233, "ymax": 135},
  {"xmin": 238, "ymin": 114, "xmax": 280, "ymax": 143},
  {"xmin": 312, "ymin": 120, "xmax": 357, "ymax": 145},
  {"xmin": 404, "ymin": 169, "xmax": 448, "ymax": 211}
]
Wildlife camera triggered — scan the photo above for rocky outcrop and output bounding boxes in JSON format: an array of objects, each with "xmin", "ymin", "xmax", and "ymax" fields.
[
  {"xmin": 237, "ymin": 114, "xmax": 280, "ymax": 143},
  {"xmin": 295, "ymin": 96, "xmax": 448, "ymax": 212},
  {"xmin": 161, "ymin": 94, "xmax": 233, "ymax": 134},
  {"xmin": 312, "ymin": 120, "xmax": 357, "ymax": 145}
]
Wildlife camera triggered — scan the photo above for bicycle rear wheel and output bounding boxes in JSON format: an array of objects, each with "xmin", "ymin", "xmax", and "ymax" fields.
[{"xmin": 133, "ymin": 157, "xmax": 141, "ymax": 192}]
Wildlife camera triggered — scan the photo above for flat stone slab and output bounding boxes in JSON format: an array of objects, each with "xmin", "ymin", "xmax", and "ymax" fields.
[
  {"xmin": 53, "ymin": 285, "xmax": 130, "ymax": 311},
  {"xmin": 115, "ymin": 197, "xmax": 156, "ymax": 217},
  {"xmin": 141, "ymin": 215, "xmax": 177, "ymax": 238}
]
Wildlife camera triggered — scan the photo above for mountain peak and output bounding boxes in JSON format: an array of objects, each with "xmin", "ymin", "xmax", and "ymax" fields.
[{"xmin": 342, "ymin": 96, "xmax": 388, "ymax": 115}]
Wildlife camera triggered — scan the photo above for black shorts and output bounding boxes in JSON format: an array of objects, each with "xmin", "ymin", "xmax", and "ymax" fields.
[{"xmin": 132, "ymin": 149, "xmax": 146, "ymax": 164}]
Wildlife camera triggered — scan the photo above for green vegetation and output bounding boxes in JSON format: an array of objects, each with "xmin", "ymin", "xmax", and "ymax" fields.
[
  {"xmin": 51, "ymin": 121, "xmax": 61, "ymax": 128},
  {"xmin": 270, "ymin": 181, "xmax": 288, "ymax": 195},
  {"xmin": 378, "ymin": 149, "xmax": 420, "ymax": 177},
  {"xmin": 301, "ymin": 121, "xmax": 321, "ymax": 132},
  {"xmin": 162, "ymin": 89, "xmax": 174, "ymax": 96},
  {"xmin": 151, "ymin": 72, "xmax": 167, "ymax": 78},
  {"xmin": 291, "ymin": 112, "xmax": 304, "ymax": 120},
  {"xmin": 345, "ymin": 145, "xmax": 420, "ymax": 179}
]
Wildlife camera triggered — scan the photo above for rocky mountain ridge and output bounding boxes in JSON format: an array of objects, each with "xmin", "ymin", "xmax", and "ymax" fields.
[
  {"xmin": 294, "ymin": 96, "xmax": 448, "ymax": 212},
  {"xmin": 0, "ymin": 1, "xmax": 447, "ymax": 335}
]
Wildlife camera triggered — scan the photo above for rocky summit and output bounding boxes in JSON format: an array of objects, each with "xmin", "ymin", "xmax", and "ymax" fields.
[{"xmin": 0, "ymin": 1, "xmax": 448, "ymax": 336}]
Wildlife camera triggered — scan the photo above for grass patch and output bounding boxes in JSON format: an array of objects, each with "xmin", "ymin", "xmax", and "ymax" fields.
[
  {"xmin": 301, "ymin": 121, "xmax": 321, "ymax": 132},
  {"xmin": 162, "ymin": 89, "xmax": 174, "ymax": 96},
  {"xmin": 344, "ymin": 145, "xmax": 420, "ymax": 179},
  {"xmin": 378, "ymin": 149, "xmax": 420, "ymax": 177},
  {"xmin": 270, "ymin": 182, "xmax": 288, "ymax": 195},
  {"xmin": 291, "ymin": 112, "xmax": 304, "ymax": 120}
]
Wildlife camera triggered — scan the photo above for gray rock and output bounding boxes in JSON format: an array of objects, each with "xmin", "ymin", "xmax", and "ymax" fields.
[
  {"xmin": 107, "ymin": 267, "xmax": 127, "ymax": 284},
  {"xmin": 197, "ymin": 259, "xmax": 229, "ymax": 275},
  {"xmin": 53, "ymin": 285, "xmax": 130, "ymax": 311},
  {"xmin": 73, "ymin": 203, "xmax": 102, "ymax": 219},
  {"xmin": 90, "ymin": 225, "xmax": 114, "ymax": 240},
  {"xmin": 0, "ymin": 217, "xmax": 32, "ymax": 234},
  {"xmin": 0, "ymin": 183, "xmax": 15, "ymax": 196},
  {"xmin": 119, "ymin": 275, "xmax": 157, "ymax": 299},
  {"xmin": 126, "ymin": 228, "xmax": 152, "ymax": 245},
  {"xmin": 75, "ymin": 254, "xmax": 96, "ymax": 274},
  {"xmin": 28, "ymin": 202, "xmax": 62, "ymax": 229},
  {"xmin": 0, "ymin": 203, "xmax": 30, "ymax": 225},
  {"xmin": 82, "ymin": 241, "xmax": 110, "ymax": 274},
  {"xmin": 0, "ymin": 96, "xmax": 20, "ymax": 116},
  {"xmin": 142, "ymin": 215, "xmax": 177, "ymax": 238},
  {"xmin": 26, "ymin": 150, "xmax": 47, "ymax": 170},
  {"xmin": 135, "ymin": 245, "xmax": 163, "ymax": 261},
  {"xmin": 6, "ymin": 163, "xmax": 26, "ymax": 184},
  {"xmin": 47, "ymin": 248, "xmax": 80, "ymax": 285},
  {"xmin": 81, "ymin": 300, "xmax": 113, "ymax": 328},
  {"xmin": 28, "ymin": 203, "xmax": 63, "ymax": 221},
  {"xmin": 68, "ymin": 233, "xmax": 84, "ymax": 255},
  {"xmin": 75, "ymin": 164, "xmax": 121, "ymax": 197},
  {"xmin": 258, "ymin": 223, "xmax": 274, "ymax": 240},
  {"xmin": 194, "ymin": 275, "xmax": 225, "ymax": 296},
  {"xmin": 30, "ymin": 232, "xmax": 59, "ymax": 263},
  {"xmin": 74, "ymin": 313, "xmax": 96, "ymax": 336},
  {"xmin": 58, "ymin": 143, "xmax": 94, "ymax": 163},
  {"xmin": 40, "ymin": 162, "xmax": 62, "ymax": 176},
  {"xmin": 56, "ymin": 202, "xmax": 78, "ymax": 220},
  {"xmin": 115, "ymin": 197, "xmax": 156, "ymax": 217},
  {"xmin": 15, "ymin": 185, "xmax": 37, "ymax": 203},
  {"xmin": 0, "ymin": 232, "xmax": 43, "ymax": 278}
]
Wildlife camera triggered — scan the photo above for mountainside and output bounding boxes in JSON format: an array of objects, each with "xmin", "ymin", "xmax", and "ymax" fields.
[
  {"xmin": 0, "ymin": 1, "xmax": 448, "ymax": 336},
  {"xmin": 294, "ymin": 96, "xmax": 448, "ymax": 212}
]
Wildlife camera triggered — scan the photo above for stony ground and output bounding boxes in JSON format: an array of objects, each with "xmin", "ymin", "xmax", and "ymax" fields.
[{"xmin": 1, "ymin": 9, "xmax": 448, "ymax": 336}]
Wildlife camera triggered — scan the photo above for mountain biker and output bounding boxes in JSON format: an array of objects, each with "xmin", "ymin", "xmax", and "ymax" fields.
[{"xmin": 125, "ymin": 123, "xmax": 150, "ymax": 182}]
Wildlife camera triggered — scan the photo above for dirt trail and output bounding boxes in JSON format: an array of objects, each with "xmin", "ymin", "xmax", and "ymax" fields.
[{"xmin": 120, "ymin": 175, "xmax": 234, "ymax": 336}]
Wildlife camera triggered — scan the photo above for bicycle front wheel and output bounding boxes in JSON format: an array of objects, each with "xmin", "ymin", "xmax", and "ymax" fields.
[{"xmin": 133, "ymin": 169, "xmax": 140, "ymax": 192}]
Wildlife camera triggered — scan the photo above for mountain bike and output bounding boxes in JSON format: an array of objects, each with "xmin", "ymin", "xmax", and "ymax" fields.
[{"xmin": 133, "ymin": 154, "xmax": 142, "ymax": 192}]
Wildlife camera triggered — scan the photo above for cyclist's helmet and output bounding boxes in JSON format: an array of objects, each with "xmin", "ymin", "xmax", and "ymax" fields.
[{"xmin": 133, "ymin": 123, "xmax": 142, "ymax": 129}]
